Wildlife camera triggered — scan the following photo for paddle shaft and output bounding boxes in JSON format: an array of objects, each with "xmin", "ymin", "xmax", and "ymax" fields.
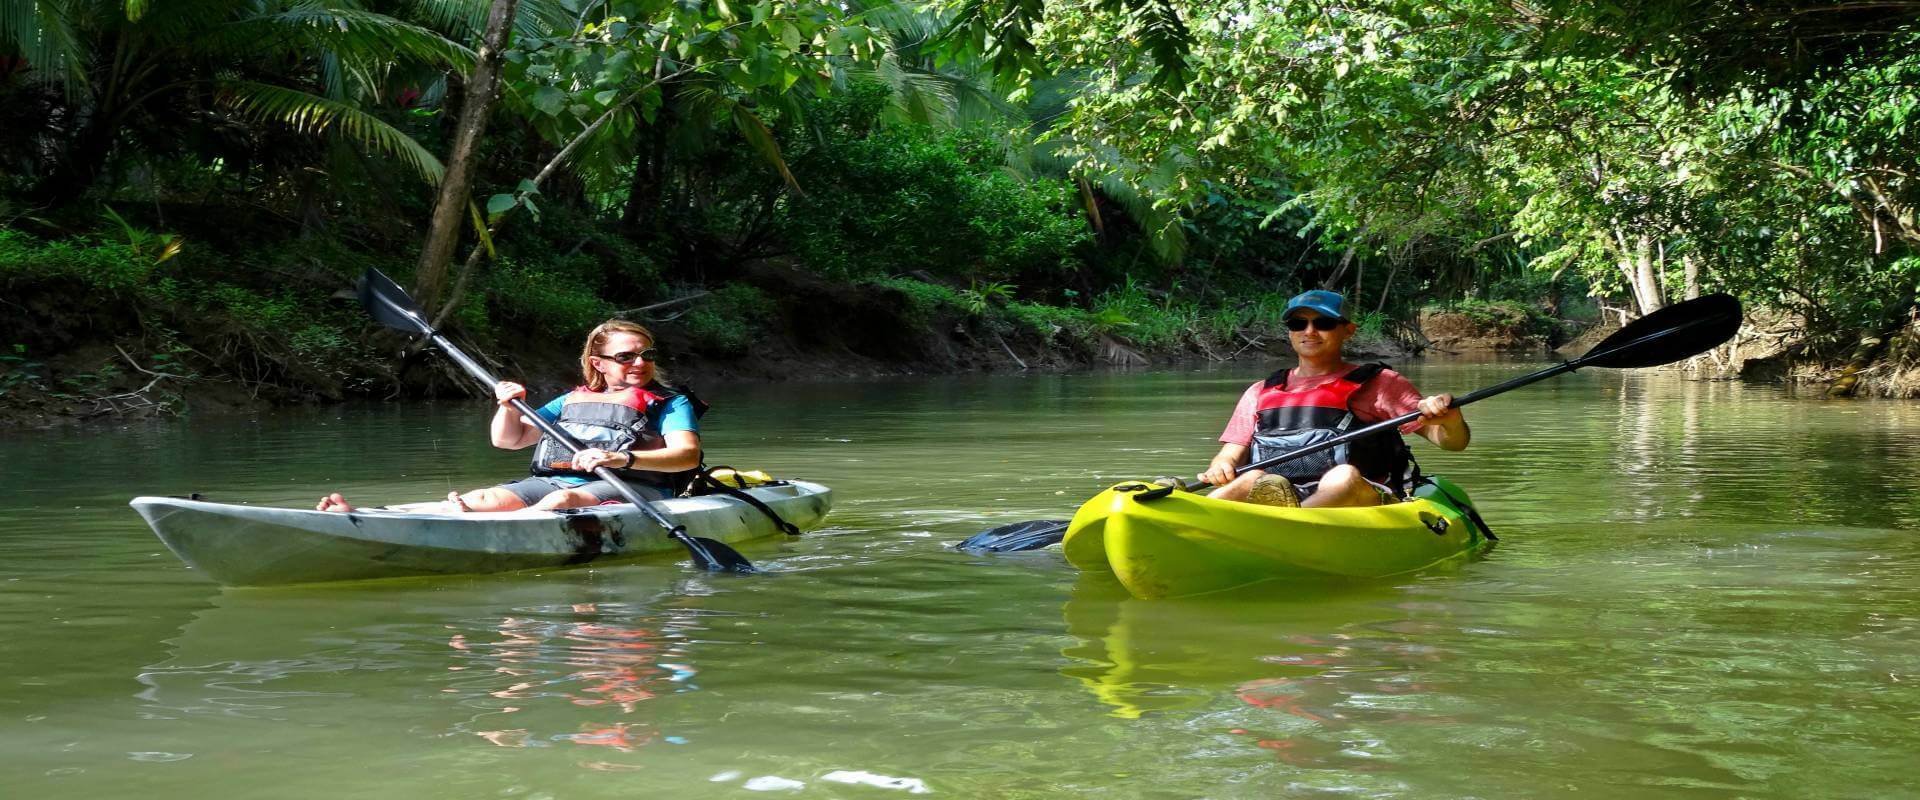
[
  {"xmin": 1210, "ymin": 317, "xmax": 1709, "ymax": 489},
  {"xmin": 369, "ymin": 293, "xmax": 690, "ymax": 537}
]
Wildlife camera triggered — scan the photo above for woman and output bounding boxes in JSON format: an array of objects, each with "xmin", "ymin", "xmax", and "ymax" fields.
[{"xmin": 317, "ymin": 320, "xmax": 702, "ymax": 513}]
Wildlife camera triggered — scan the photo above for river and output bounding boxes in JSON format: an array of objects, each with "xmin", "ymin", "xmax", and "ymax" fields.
[{"xmin": 3, "ymin": 361, "xmax": 1918, "ymax": 798}]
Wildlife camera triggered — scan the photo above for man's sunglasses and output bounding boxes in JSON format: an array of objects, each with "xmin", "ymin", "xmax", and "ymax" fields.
[
  {"xmin": 595, "ymin": 348, "xmax": 657, "ymax": 365},
  {"xmin": 1285, "ymin": 316, "xmax": 1345, "ymax": 332}
]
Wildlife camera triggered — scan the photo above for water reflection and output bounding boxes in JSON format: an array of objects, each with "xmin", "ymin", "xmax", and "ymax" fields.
[
  {"xmin": 135, "ymin": 576, "xmax": 722, "ymax": 767},
  {"xmin": 446, "ymin": 597, "xmax": 707, "ymax": 757},
  {"xmin": 1064, "ymin": 579, "xmax": 1421, "ymax": 700}
]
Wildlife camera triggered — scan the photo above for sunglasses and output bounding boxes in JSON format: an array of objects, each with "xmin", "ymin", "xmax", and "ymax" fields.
[
  {"xmin": 1285, "ymin": 316, "xmax": 1345, "ymax": 332},
  {"xmin": 595, "ymin": 348, "xmax": 657, "ymax": 365}
]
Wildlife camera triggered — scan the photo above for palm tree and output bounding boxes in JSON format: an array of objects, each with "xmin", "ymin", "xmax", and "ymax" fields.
[{"xmin": 2, "ymin": 0, "xmax": 478, "ymax": 203}]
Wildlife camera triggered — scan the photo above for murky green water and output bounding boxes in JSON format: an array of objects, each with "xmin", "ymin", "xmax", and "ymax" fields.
[{"xmin": 4, "ymin": 361, "xmax": 1919, "ymax": 798}]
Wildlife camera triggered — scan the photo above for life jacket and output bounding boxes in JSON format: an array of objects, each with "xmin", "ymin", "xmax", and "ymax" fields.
[
  {"xmin": 529, "ymin": 382, "xmax": 708, "ymax": 491},
  {"xmin": 1250, "ymin": 363, "xmax": 1413, "ymax": 494}
]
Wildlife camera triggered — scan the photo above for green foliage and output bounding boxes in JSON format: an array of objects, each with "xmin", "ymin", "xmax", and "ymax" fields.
[
  {"xmin": 0, "ymin": 344, "xmax": 48, "ymax": 397},
  {"xmin": 862, "ymin": 275, "xmax": 969, "ymax": 323},
  {"xmin": 0, "ymin": 230, "xmax": 159, "ymax": 293},
  {"xmin": 779, "ymin": 85, "xmax": 1092, "ymax": 283},
  {"xmin": 680, "ymin": 283, "xmax": 781, "ymax": 356},
  {"xmin": 1089, "ymin": 281, "xmax": 1199, "ymax": 348},
  {"xmin": 485, "ymin": 259, "xmax": 617, "ymax": 333}
]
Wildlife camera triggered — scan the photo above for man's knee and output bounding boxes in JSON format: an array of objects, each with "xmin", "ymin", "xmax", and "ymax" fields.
[
  {"xmin": 1210, "ymin": 469, "xmax": 1265, "ymax": 500},
  {"xmin": 1320, "ymin": 464, "xmax": 1364, "ymax": 487}
]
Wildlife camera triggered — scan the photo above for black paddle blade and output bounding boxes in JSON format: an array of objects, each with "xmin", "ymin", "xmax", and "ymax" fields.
[
  {"xmin": 357, "ymin": 268, "xmax": 433, "ymax": 335},
  {"xmin": 956, "ymin": 519, "xmax": 1071, "ymax": 553},
  {"xmin": 678, "ymin": 532, "xmax": 757, "ymax": 573},
  {"xmin": 1582, "ymin": 293, "xmax": 1743, "ymax": 369}
]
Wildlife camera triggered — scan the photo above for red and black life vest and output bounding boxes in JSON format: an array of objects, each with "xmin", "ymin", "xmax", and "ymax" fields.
[
  {"xmin": 529, "ymin": 382, "xmax": 707, "ymax": 491},
  {"xmin": 1251, "ymin": 363, "xmax": 1413, "ymax": 492}
]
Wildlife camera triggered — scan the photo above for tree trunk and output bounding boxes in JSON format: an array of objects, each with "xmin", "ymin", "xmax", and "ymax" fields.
[
  {"xmin": 413, "ymin": 0, "xmax": 521, "ymax": 316},
  {"xmin": 1633, "ymin": 234, "xmax": 1663, "ymax": 315},
  {"xmin": 621, "ymin": 82, "xmax": 676, "ymax": 232},
  {"xmin": 1682, "ymin": 254, "xmax": 1700, "ymax": 301}
]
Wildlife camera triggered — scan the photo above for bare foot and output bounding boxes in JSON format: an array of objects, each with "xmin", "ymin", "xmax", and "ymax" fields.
[
  {"xmin": 445, "ymin": 491, "xmax": 475, "ymax": 513},
  {"xmin": 316, "ymin": 493, "xmax": 355, "ymax": 512}
]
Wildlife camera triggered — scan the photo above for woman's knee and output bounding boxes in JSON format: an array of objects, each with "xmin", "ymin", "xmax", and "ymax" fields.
[
  {"xmin": 532, "ymin": 488, "xmax": 595, "ymax": 510},
  {"xmin": 461, "ymin": 488, "xmax": 526, "ymax": 512}
]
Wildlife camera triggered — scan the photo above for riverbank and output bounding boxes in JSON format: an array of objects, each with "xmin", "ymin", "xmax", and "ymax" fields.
[
  {"xmin": 7, "ymin": 224, "xmax": 1912, "ymax": 430},
  {"xmin": 1, "ymin": 227, "xmax": 1441, "ymax": 428}
]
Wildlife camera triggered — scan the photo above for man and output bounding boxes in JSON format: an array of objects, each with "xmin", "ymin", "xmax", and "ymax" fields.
[{"xmin": 1199, "ymin": 290, "xmax": 1469, "ymax": 507}]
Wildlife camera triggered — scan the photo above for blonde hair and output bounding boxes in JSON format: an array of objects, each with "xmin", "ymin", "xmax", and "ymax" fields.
[{"xmin": 579, "ymin": 319, "xmax": 658, "ymax": 391}]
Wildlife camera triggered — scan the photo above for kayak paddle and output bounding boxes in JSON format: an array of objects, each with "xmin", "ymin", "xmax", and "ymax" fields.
[
  {"xmin": 356, "ymin": 268, "xmax": 757, "ymax": 573},
  {"xmin": 957, "ymin": 292, "xmax": 1744, "ymax": 552}
]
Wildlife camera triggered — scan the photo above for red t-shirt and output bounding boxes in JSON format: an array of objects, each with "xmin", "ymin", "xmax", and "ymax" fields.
[{"xmin": 1219, "ymin": 365, "xmax": 1427, "ymax": 446}]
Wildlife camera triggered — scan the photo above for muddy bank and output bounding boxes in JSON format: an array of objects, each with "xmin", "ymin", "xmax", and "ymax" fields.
[{"xmin": 0, "ymin": 265, "xmax": 1414, "ymax": 429}]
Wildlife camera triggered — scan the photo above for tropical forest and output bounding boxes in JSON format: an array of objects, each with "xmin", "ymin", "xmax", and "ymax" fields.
[
  {"xmin": 11, "ymin": 2, "xmax": 1920, "ymax": 796},
  {"xmin": 3, "ymin": 0, "xmax": 1918, "ymax": 419}
]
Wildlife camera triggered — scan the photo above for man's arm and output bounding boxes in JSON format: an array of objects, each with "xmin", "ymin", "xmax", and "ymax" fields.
[
  {"xmin": 1199, "ymin": 442, "xmax": 1250, "ymax": 485},
  {"xmin": 1413, "ymin": 394, "xmax": 1470, "ymax": 451}
]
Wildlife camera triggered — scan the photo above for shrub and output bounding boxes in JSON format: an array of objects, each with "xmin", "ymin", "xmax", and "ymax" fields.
[
  {"xmin": 0, "ymin": 230, "xmax": 158, "ymax": 294},
  {"xmin": 680, "ymin": 283, "xmax": 782, "ymax": 356},
  {"xmin": 486, "ymin": 258, "xmax": 616, "ymax": 332}
]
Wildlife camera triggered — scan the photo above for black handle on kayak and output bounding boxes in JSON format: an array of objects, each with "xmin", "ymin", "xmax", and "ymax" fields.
[{"xmin": 357, "ymin": 269, "xmax": 755, "ymax": 573}]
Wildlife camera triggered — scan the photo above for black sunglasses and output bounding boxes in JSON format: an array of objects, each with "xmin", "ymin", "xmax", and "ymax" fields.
[
  {"xmin": 595, "ymin": 348, "xmax": 657, "ymax": 365},
  {"xmin": 1285, "ymin": 317, "xmax": 1345, "ymax": 332}
]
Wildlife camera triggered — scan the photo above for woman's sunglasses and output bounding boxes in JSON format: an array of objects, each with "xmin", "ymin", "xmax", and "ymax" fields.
[
  {"xmin": 595, "ymin": 348, "xmax": 657, "ymax": 365},
  {"xmin": 1284, "ymin": 316, "xmax": 1345, "ymax": 332}
]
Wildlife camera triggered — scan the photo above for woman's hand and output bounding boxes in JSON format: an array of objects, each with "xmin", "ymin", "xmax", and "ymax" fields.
[
  {"xmin": 495, "ymin": 381, "xmax": 527, "ymax": 406},
  {"xmin": 571, "ymin": 448, "xmax": 630, "ymax": 472}
]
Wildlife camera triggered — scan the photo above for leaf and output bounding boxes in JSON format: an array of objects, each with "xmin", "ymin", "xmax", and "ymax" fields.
[
  {"xmin": 466, "ymin": 202, "xmax": 496, "ymax": 258},
  {"xmin": 517, "ymin": 179, "xmax": 540, "ymax": 194},
  {"xmin": 533, "ymin": 86, "xmax": 567, "ymax": 116},
  {"xmin": 216, "ymin": 81, "xmax": 445, "ymax": 184},
  {"xmin": 486, "ymin": 193, "xmax": 517, "ymax": 217}
]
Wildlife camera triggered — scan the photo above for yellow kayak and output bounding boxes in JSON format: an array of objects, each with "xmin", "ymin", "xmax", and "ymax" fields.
[{"xmin": 1062, "ymin": 476, "xmax": 1491, "ymax": 599}]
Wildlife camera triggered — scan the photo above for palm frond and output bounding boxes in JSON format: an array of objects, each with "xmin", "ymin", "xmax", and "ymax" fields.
[
  {"xmin": 215, "ymin": 6, "xmax": 475, "ymax": 72},
  {"xmin": 399, "ymin": 0, "xmax": 572, "ymax": 40},
  {"xmin": 730, "ymin": 102, "xmax": 800, "ymax": 192},
  {"xmin": 2, "ymin": 0, "xmax": 88, "ymax": 93},
  {"xmin": 219, "ymin": 79, "xmax": 446, "ymax": 184}
]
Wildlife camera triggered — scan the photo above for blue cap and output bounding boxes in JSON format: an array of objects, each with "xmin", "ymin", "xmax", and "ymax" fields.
[{"xmin": 1283, "ymin": 290, "xmax": 1347, "ymax": 321}]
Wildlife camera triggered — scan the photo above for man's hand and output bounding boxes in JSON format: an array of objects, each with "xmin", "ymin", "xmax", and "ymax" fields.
[
  {"xmin": 1416, "ymin": 393, "xmax": 1459, "ymax": 424},
  {"xmin": 1198, "ymin": 458, "xmax": 1240, "ymax": 486}
]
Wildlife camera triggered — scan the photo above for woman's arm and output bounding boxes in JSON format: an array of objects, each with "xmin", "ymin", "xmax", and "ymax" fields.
[
  {"xmin": 611, "ymin": 431, "xmax": 702, "ymax": 472},
  {"xmin": 489, "ymin": 381, "xmax": 545, "ymax": 449}
]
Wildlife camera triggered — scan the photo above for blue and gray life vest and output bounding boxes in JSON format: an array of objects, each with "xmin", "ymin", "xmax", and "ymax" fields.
[{"xmin": 529, "ymin": 383, "xmax": 705, "ymax": 490}]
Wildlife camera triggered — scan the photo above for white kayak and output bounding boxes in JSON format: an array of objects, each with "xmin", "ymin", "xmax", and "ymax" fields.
[{"xmin": 130, "ymin": 480, "xmax": 833, "ymax": 587}]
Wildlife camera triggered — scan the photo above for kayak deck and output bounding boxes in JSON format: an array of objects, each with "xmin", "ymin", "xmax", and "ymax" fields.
[
  {"xmin": 1062, "ymin": 477, "xmax": 1489, "ymax": 599},
  {"xmin": 131, "ymin": 481, "xmax": 833, "ymax": 587}
]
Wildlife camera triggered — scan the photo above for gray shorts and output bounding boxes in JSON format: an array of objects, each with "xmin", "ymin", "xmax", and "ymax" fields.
[{"xmin": 496, "ymin": 476, "xmax": 670, "ymax": 507}]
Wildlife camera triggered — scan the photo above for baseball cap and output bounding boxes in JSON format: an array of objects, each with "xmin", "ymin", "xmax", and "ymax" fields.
[{"xmin": 1282, "ymin": 290, "xmax": 1347, "ymax": 321}]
